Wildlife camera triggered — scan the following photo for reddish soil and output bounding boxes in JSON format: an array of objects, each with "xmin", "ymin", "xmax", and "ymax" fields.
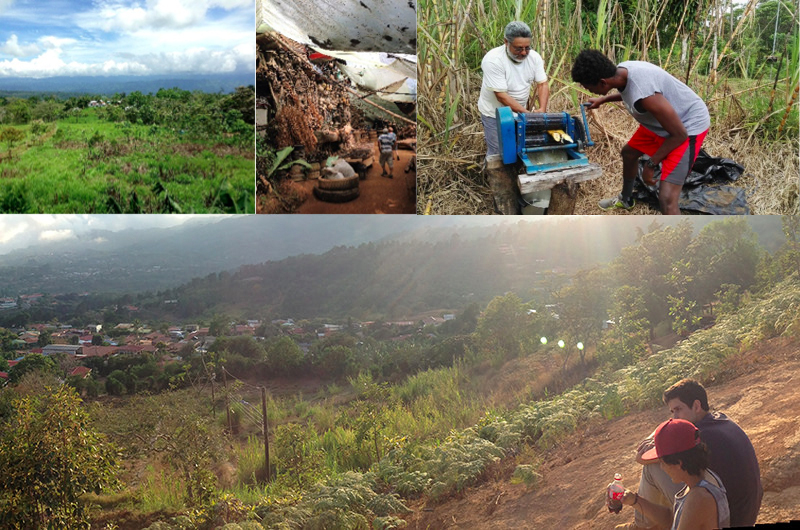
[
  {"xmin": 293, "ymin": 146, "xmax": 416, "ymax": 214},
  {"xmin": 404, "ymin": 336, "xmax": 800, "ymax": 529}
]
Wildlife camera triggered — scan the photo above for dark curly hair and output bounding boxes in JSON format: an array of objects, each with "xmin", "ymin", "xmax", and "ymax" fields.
[
  {"xmin": 661, "ymin": 440, "xmax": 710, "ymax": 477},
  {"xmin": 571, "ymin": 49, "xmax": 617, "ymax": 85}
]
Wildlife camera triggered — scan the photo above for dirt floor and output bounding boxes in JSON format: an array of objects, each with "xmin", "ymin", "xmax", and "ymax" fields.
[
  {"xmin": 404, "ymin": 336, "xmax": 800, "ymax": 529},
  {"xmin": 294, "ymin": 147, "xmax": 416, "ymax": 214}
]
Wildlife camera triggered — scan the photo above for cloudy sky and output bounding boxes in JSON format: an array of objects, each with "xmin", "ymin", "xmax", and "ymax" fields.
[
  {"xmin": 0, "ymin": 214, "xmax": 213, "ymax": 253},
  {"xmin": 0, "ymin": 0, "xmax": 254, "ymax": 78}
]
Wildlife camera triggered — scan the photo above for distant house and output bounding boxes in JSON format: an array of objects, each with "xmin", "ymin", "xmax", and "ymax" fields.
[
  {"xmin": 117, "ymin": 344, "xmax": 156, "ymax": 355},
  {"xmin": 233, "ymin": 325, "xmax": 254, "ymax": 336},
  {"xmin": 79, "ymin": 345, "xmax": 117, "ymax": 358},
  {"xmin": 422, "ymin": 316, "xmax": 445, "ymax": 327},
  {"xmin": 42, "ymin": 344, "xmax": 82, "ymax": 356},
  {"xmin": 0, "ymin": 372, "xmax": 8, "ymax": 381},
  {"xmin": 0, "ymin": 298, "xmax": 17, "ymax": 310},
  {"xmin": 69, "ymin": 366, "xmax": 92, "ymax": 379}
]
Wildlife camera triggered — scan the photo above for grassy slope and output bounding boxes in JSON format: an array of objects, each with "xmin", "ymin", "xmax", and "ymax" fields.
[{"xmin": 0, "ymin": 111, "xmax": 254, "ymax": 213}]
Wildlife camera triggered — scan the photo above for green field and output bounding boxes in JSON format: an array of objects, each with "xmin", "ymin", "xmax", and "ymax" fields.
[{"xmin": 0, "ymin": 92, "xmax": 255, "ymax": 213}]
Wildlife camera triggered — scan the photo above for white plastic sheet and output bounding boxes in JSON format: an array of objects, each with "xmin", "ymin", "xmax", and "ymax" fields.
[{"xmin": 257, "ymin": 0, "xmax": 416, "ymax": 54}]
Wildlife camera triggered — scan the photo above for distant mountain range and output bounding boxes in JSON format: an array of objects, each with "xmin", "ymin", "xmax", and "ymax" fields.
[
  {"xmin": 0, "ymin": 73, "xmax": 255, "ymax": 97},
  {"xmin": 0, "ymin": 216, "xmax": 787, "ymax": 309}
]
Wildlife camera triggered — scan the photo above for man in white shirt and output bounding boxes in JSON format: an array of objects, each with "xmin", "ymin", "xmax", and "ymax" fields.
[{"xmin": 478, "ymin": 21, "xmax": 550, "ymax": 159}]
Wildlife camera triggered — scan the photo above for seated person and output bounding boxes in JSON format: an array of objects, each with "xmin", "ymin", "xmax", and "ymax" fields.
[{"xmin": 617, "ymin": 418, "xmax": 730, "ymax": 530}]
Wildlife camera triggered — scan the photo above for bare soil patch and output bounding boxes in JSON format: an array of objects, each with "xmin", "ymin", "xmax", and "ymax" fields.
[{"xmin": 293, "ymin": 147, "xmax": 416, "ymax": 214}]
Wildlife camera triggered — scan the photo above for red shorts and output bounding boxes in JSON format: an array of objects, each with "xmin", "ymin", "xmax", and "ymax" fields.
[{"xmin": 627, "ymin": 125, "xmax": 708, "ymax": 185}]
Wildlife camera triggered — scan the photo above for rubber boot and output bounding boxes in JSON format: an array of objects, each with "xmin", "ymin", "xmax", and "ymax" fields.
[{"xmin": 485, "ymin": 154, "xmax": 521, "ymax": 215}]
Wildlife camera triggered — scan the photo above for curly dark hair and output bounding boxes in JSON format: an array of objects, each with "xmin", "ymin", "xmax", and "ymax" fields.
[
  {"xmin": 661, "ymin": 440, "xmax": 710, "ymax": 477},
  {"xmin": 571, "ymin": 49, "xmax": 617, "ymax": 85}
]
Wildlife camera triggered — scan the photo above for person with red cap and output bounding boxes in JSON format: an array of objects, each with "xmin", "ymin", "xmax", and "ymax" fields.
[
  {"xmin": 618, "ymin": 379, "xmax": 761, "ymax": 529},
  {"xmin": 616, "ymin": 418, "xmax": 730, "ymax": 530}
]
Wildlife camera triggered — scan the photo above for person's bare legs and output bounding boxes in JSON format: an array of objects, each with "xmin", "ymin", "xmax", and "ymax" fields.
[
  {"xmin": 620, "ymin": 144, "xmax": 643, "ymax": 200},
  {"xmin": 631, "ymin": 463, "xmax": 683, "ymax": 529},
  {"xmin": 658, "ymin": 181, "xmax": 682, "ymax": 215}
]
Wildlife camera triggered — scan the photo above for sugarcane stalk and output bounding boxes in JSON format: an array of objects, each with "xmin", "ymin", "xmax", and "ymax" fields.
[{"xmin": 777, "ymin": 83, "xmax": 799, "ymax": 135}]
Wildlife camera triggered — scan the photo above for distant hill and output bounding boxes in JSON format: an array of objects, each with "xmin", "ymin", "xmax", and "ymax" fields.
[
  {"xmin": 0, "ymin": 216, "xmax": 786, "ymax": 319},
  {"xmin": 0, "ymin": 72, "xmax": 254, "ymax": 97}
]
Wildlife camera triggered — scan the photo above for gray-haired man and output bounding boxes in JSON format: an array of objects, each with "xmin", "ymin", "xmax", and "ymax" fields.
[
  {"xmin": 478, "ymin": 21, "xmax": 550, "ymax": 214},
  {"xmin": 478, "ymin": 21, "xmax": 550, "ymax": 158}
]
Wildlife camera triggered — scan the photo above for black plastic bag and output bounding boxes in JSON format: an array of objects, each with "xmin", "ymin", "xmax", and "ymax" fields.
[{"xmin": 632, "ymin": 149, "xmax": 749, "ymax": 214}]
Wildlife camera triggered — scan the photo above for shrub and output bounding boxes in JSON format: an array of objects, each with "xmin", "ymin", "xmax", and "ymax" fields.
[{"xmin": 0, "ymin": 386, "xmax": 119, "ymax": 528}]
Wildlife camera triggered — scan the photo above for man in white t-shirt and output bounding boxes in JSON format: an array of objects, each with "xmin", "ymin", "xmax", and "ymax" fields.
[{"xmin": 478, "ymin": 21, "xmax": 550, "ymax": 159}]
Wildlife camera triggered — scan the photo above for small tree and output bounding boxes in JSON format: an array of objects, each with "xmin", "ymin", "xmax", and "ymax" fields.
[
  {"xmin": 0, "ymin": 386, "xmax": 119, "ymax": 527},
  {"xmin": 0, "ymin": 126, "xmax": 26, "ymax": 150},
  {"xmin": 7, "ymin": 353, "xmax": 57, "ymax": 384}
]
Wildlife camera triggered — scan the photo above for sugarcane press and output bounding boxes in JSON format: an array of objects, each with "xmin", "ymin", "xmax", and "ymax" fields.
[
  {"xmin": 494, "ymin": 103, "xmax": 602, "ymax": 214},
  {"xmin": 496, "ymin": 103, "xmax": 594, "ymax": 172}
]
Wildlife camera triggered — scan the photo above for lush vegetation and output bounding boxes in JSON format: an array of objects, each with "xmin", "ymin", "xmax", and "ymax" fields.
[
  {"xmin": 0, "ymin": 87, "xmax": 255, "ymax": 213},
  {"xmin": 0, "ymin": 217, "xmax": 797, "ymax": 528}
]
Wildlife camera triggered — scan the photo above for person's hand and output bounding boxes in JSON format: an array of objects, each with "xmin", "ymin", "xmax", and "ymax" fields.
[
  {"xmin": 622, "ymin": 490, "xmax": 638, "ymax": 507},
  {"xmin": 636, "ymin": 435, "xmax": 659, "ymax": 464},
  {"xmin": 586, "ymin": 97, "xmax": 604, "ymax": 110},
  {"xmin": 642, "ymin": 164, "xmax": 657, "ymax": 186}
]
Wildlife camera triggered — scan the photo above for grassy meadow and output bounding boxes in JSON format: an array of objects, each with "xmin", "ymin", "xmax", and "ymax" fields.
[
  {"xmin": 416, "ymin": 0, "xmax": 800, "ymax": 214},
  {"xmin": 0, "ymin": 95, "xmax": 255, "ymax": 214}
]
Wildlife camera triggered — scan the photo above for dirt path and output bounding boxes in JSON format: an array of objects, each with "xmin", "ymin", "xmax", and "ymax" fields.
[
  {"xmin": 405, "ymin": 336, "xmax": 800, "ymax": 528},
  {"xmin": 294, "ymin": 147, "xmax": 416, "ymax": 214}
]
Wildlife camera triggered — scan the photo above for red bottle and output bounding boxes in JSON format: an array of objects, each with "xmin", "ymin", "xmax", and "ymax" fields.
[{"xmin": 607, "ymin": 473, "xmax": 625, "ymax": 513}]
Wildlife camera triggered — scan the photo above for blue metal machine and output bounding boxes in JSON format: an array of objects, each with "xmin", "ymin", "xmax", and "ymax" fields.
[{"xmin": 496, "ymin": 103, "xmax": 594, "ymax": 174}]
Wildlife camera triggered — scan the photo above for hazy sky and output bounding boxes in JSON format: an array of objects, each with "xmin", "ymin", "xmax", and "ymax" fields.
[
  {"xmin": 0, "ymin": 214, "xmax": 213, "ymax": 253},
  {"xmin": 0, "ymin": 0, "xmax": 254, "ymax": 78},
  {"xmin": 0, "ymin": 215, "xmax": 542, "ymax": 256}
]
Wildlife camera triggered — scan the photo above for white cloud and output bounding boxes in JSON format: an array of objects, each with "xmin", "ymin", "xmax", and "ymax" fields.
[
  {"xmin": 0, "ymin": 43, "xmax": 248, "ymax": 77},
  {"xmin": 0, "ymin": 34, "xmax": 40, "ymax": 57},
  {"xmin": 39, "ymin": 229, "xmax": 76, "ymax": 242},
  {"xmin": 39, "ymin": 36, "xmax": 78, "ymax": 49},
  {"xmin": 86, "ymin": 0, "xmax": 253, "ymax": 33},
  {"xmin": 0, "ymin": 0, "xmax": 15, "ymax": 14},
  {"xmin": 0, "ymin": 2, "xmax": 253, "ymax": 78}
]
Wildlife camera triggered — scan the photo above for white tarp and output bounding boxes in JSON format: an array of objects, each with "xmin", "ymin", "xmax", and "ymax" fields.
[
  {"xmin": 257, "ymin": 0, "xmax": 416, "ymax": 55},
  {"xmin": 328, "ymin": 52, "xmax": 416, "ymax": 103}
]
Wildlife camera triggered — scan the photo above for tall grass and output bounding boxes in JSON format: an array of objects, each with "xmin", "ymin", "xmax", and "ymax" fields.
[
  {"xmin": 417, "ymin": 0, "xmax": 800, "ymax": 214},
  {"xmin": 0, "ymin": 108, "xmax": 254, "ymax": 213},
  {"xmin": 138, "ymin": 466, "xmax": 186, "ymax": 512}
]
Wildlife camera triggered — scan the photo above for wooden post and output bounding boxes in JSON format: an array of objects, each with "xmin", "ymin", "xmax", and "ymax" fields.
[
  {"xmin": 262, "ymin": 387, "xmax": 271, "ymax": 482},
  {"xmin": 210, "ymin": 372, "xmax": 216, "ymax": 416},
  {"xmin": 223, "ymin": 366, "xmax": 232, "ymax": 434}
]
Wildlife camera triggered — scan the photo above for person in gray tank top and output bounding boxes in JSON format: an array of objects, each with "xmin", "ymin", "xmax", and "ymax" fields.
[
  {"xmin": 571, "ymin": 50, "xmax": 711, "ymax": 215},
  {"xmin": 616, "ymin": 418, "xmax": 731, "ymax": 530}
]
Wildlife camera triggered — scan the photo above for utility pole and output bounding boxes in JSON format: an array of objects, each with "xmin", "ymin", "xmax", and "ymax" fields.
[
  {"xmin": 223, "ymin": 366, "xmax": 232, "ymax": 434},
  {"xmin": 261, "ymin": 387, "xmax": 271, "ymax": 482}
]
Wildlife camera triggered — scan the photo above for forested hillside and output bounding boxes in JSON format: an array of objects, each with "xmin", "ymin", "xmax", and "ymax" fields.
[{"xmin": 148, "ymin": 216, "xmax": 786, "ymax": 321}]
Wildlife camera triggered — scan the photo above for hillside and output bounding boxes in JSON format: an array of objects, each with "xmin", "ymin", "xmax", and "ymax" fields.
[
  {"xmin": 404, "ymin": 335, "xmax": 800, "ymax": 528},
  {"xmin": 156, "ymin": 216, "xmax": 787, "ymax": 320}
]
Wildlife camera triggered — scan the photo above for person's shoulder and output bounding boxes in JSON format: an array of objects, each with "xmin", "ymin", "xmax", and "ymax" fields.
[
  {"xmin": 483, "ymin": 46, "xmax": 505, "ymax": 61},
  {"xmin": 698, "ymin": 411, "xmax": 749, "ymax": 440},
  {"xmin": 686, "ymin": 484, "xmax": 716, "ymax": 509}
]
